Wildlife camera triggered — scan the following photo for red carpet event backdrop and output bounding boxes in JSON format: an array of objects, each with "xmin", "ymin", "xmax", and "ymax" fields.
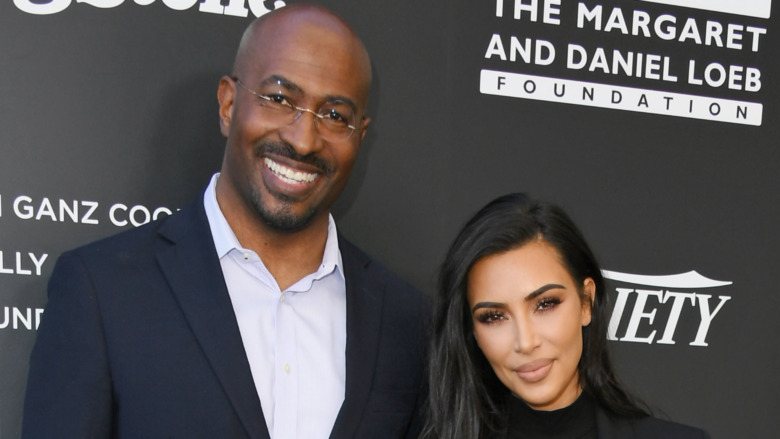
[{"xmin": 1, "ymin": 0, "xmax": 777, "ymax": 437}]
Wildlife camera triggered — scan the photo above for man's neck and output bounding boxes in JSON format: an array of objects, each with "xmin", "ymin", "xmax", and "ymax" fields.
[
  {"xmin": 216, "ymin": 185, "xmax": 330, "ymax": 291},
  {"xmin": 241, "ymin": 214, "xmax": 329, "ymax": 291}
]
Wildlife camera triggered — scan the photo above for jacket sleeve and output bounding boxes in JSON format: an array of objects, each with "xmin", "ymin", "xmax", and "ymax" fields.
[{"xmin": 22, "ymin": 251, "xmax": 113, "ymax": 438}]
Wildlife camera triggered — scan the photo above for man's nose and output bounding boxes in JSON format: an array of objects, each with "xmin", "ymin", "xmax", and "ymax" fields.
[{"xmin": 278, "ymin": 110, "xmax": 325, "ymax": 156}]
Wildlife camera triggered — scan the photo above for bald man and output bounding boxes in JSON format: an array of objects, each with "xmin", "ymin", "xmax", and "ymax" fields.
[{"xmin": 23, "ymin": 5, "xmax": 429, "ymax": 439}]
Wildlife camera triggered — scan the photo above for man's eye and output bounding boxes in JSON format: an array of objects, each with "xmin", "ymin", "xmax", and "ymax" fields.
[
  {"xmin": 265, "ymin": 94, "xmax": 290, "ymax": 105},
  {"xmin": 320, "ymin": 103, "xmax": 355, "ymax": 127},
  {"xmin": 324, "ymin": 109, "xmax": 348, "ymax": 124}
]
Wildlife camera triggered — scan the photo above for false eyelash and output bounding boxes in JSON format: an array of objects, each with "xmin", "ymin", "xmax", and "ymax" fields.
[
  {"xmin": 536, "ymin": 297, "xmax": 561, "ymax": 312},
  {"xmin": 475, "ymin": 310, "xmax": 506, "ymax": 324}
]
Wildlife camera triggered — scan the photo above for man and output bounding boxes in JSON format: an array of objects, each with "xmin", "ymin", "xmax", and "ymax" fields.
[{"xmin": 22, "ymin": 4, "xmax": 429, "ymax": 438}]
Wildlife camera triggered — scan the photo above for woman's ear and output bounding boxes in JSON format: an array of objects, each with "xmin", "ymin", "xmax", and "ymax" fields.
[{"xmin": 581, "ymin": 277, "xmax": 596, "ymax": 326}]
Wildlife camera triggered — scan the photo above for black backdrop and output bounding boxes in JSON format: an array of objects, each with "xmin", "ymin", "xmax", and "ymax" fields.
[{"xmin": 2, "ymin": 0, "xmax": 778, "ymax": 437}]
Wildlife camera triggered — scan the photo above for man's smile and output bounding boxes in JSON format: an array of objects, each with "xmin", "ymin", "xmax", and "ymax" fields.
[{"xmin": 264, "ymin": 157, "xmax": 319, "ymax": 184}]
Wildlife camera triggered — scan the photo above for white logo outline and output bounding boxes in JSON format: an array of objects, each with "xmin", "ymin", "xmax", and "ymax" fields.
[{"xmin": 602, "ymin": 270, "xmax": 732, "ymax": 289}]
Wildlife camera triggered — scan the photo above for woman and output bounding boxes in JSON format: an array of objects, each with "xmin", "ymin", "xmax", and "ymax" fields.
[{"xmin": 423, "ymin": 193, "xmax": 708, "ymax": 439}]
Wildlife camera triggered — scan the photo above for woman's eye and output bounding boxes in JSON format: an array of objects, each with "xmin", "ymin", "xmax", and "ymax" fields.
[
  {"xmin": 476, "ymin": 310, "xmax": 505, "ymax": 324},
  {"xmin": 536, "ymin": 297, "xmax": 560, "ymax": 312}
]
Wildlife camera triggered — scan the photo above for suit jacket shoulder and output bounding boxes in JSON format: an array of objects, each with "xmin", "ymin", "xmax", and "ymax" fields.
[
  {"xmin": 338, "ymin": 235, "xmax": 429, "ymax": 308},
  {"xmin": 596, "ymin": 405, "xmax": 710, "ymax": 439},
  {"xmin": 24, "ymin": 197, "xmax": 267, "ymax": 439},
  {"xmin": 66, "ymin": 196, "xmax": 207, "ymax": 262}
]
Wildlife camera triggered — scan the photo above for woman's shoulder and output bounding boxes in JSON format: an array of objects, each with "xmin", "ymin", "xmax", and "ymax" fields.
[
  {"xmin": 629, "ymin": 416, "xmax": 709, "ymax": 439},
  {"xmin": 596, "ymin": 406, "xmax": 709, "ymax": 439}
]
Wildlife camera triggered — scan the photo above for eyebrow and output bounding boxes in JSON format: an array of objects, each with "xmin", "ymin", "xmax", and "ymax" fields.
[
  {"xmin": 471, "ymin": 302, "xmax": 506, "ymax": 313},
  {"xmin": 257, "ymin": 75, "xmax": 303, "ymax": 93},
  {"xmin": 471, "ymin": 283, "xmax": 566, "ymax": 313},
  {"xmin": 524, "ymin": 283, "xmax": 565, "ymax": 302},
  {"xmin": 256, "ymin": 74, "xmax": 359, "ymax": 112}
]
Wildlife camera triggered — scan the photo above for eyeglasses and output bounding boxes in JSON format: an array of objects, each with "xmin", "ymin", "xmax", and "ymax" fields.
[{"xmin": 233, "ymin": 77, "xmax": 361, "ymax": 142}]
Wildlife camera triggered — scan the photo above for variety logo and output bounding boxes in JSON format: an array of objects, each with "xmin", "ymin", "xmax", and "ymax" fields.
[
  {"xmin": 639, "ymin": 0, "xmax": 771, "ymax": 19},
  {"xmin": 603, "ymin": 270, "xmax": 731, "ymax": 347}
]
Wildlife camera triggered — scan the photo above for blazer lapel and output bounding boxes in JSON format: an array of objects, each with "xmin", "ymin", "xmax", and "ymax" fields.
[
  {"xmin": 329, "ymin": 237, "xmax": 385, "ymax": 439},
  {"xmin": 156, "ymin": 199, "xmax": 270, "ymax": 439}
]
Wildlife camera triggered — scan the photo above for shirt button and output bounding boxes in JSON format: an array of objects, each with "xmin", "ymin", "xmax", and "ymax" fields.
[
  {"xmin": 243, "ymin": 253, "xmax": 249, "ymax": 260},
  {"xmin": 280, "ymin": 293, "xmax": 286, "ymax": 302},
  {"xmin": 284, "ymin": 363, "xmax": 291, "ymax": 374}
]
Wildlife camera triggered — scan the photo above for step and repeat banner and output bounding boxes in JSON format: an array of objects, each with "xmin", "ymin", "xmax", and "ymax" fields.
[{"xmin": 1, "ymin": 0, "xmax": 777, "ymax": 437}]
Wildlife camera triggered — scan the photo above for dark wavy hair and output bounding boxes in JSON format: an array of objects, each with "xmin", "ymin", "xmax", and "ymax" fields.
[{"xmin": 422, "ymin": 193, "xmax": 649, "ymax": 439}]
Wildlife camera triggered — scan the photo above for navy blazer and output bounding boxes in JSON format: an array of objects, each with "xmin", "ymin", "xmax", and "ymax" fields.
[{"xmin": 23, "ymin": 196, "xmax": 430, "ymax": 439}]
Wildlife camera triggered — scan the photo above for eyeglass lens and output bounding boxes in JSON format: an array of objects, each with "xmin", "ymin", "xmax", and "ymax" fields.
[{"xmin": 235, "ymin": 78, "xmax": 357, "ymax": 141}]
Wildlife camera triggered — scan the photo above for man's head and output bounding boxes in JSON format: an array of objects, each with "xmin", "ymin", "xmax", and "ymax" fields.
[{"xmin": 217, "ymin": 4, "xmax": 371, "ymax": 233}]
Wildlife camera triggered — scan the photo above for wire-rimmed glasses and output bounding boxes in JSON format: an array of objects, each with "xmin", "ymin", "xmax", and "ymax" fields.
[{"xmin": 233, "ymin": 77, "xmax": 361, "ymax": 142}]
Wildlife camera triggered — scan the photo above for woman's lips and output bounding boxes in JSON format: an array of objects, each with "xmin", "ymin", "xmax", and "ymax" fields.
[{"xmin": 514, "ymin": 359, "xmax": 553, "ymax": 383}]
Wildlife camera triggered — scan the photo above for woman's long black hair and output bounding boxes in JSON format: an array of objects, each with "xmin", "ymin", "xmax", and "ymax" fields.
[{"xmin": 422, "ymin": 193, "xmax": 649, "ymax": 439}]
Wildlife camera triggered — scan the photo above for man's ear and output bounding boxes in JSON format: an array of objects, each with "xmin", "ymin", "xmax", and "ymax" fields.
[
  {"xmin": 217, "ymin": 76, "xmax": 236, "ymax": 137},
  {"xmin": 581, "ymin": 277, "xmax": 596, "ymax": 326},
  {"xmin": 358, "ymin": 116, "xmax": 371, "ymax": 142}
]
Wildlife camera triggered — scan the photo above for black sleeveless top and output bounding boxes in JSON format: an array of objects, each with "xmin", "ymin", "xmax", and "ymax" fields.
[{"xmin": 503, "ymin": 392, "xmax": 598, "ymax": 439}]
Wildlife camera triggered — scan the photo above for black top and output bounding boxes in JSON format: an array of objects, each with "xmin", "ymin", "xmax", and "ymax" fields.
[{"xmin": 504, "ymin": 392, "xmax": 598, "ymax": 439}]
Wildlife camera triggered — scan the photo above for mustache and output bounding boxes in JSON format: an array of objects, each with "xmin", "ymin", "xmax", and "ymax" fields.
[{"xmin": 254, "ymin": 141, "xmax": 334, "ymax": 174}]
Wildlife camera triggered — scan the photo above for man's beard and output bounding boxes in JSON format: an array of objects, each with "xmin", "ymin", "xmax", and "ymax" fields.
[
  {"xmin": 248, "ymin": 140, "xmax": 332, "ymax": 232},
  {"xmin": 249, "ymin": 183, "xmax": 319, "ymax": 232}
]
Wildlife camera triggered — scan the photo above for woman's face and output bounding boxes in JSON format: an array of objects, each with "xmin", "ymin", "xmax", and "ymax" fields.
[{"xmin": 467, "ymin": 240, "xmax": 594, "ymax": 411}]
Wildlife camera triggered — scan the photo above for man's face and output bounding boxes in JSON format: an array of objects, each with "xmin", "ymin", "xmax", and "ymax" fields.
[{"xmin": 218, "ymin": 18, "xmax": 370, "ymax": 232}]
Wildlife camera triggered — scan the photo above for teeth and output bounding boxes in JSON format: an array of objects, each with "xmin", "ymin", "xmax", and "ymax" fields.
[{"xmin": 264, "ymin": 158, "xmax": 318, "ymax": 184}]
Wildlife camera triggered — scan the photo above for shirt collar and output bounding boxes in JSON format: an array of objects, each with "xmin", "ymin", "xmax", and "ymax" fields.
[{"xmin": 203, "ymin": 173, "xmax": 344, "ymax": 280}]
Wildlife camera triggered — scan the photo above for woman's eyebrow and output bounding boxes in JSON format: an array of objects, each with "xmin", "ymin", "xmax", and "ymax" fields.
[
  {"xmin": 471, "ymin": 302, "xmax": 506, "ymax": 313},
  {"xmin": 470, "ymin": 284, "xmax": 566, "ymax": 313},
  {"xmin": 524, "ymin": 283, "xmax": 565, "ymax": 302}
]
